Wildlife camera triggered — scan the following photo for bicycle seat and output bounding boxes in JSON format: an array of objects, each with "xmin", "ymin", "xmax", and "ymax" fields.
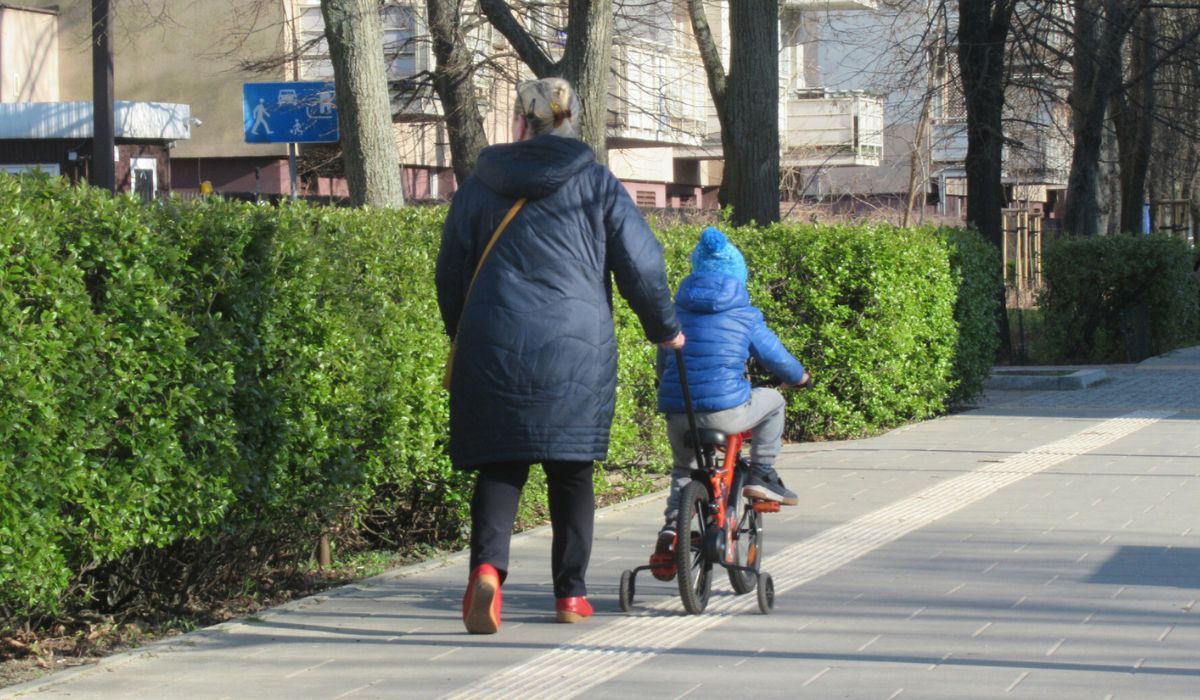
[{"xmin": 684, "ymin": 428, "xmax": 729, "ymax": 449}]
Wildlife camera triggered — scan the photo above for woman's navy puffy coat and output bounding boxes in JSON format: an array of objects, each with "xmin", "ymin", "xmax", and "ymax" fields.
[
  {"xmin": 436, "ymin": 135, "xmax": 680, "ymax": 469},
  {"xmin": 657, "ymin": 272, "xmax": 806, "ymax": 414}
]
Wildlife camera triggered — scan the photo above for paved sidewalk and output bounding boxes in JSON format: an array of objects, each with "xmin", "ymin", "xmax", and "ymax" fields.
[{"xmin": 6, "ymin": 347, "xmax": 1200, "ymax": 699}]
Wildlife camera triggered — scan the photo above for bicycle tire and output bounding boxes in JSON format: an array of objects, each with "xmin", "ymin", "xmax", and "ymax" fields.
[
  {"xmin": 674, "ymin": 480, "xmax": 712, "ymax": 614},
  {"xmin": 619, "ymin": 569, "xmax": 635, "ymax": 613},
  {"xmin": 727, "ymin": 466, "xmax": 762, "ymax": 594},
  {"xmin": 756, "ymin": 572, "xmax": 774, "ymax": 614}
]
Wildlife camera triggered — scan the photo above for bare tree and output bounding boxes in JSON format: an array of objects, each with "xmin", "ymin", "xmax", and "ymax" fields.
[
  {"xmin": 686, "ymin": 0, "xmax": 780, "ymax": 226},
  {"xmin": 479, "ymin": 0, "xmax": 614, "ymax": 163},
  {"xmin": 321, "ymin": 0, "xmax": 406, "ymax": 206}
]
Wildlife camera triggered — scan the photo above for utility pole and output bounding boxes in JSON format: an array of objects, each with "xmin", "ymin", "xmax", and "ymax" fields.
[{"xmin": 92, "ymin": 0, "xmax": 116, "ymax": 192}]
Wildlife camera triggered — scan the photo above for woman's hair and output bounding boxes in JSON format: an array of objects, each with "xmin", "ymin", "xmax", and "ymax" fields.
[{"xmin": 515, "ymin": 78, "xmax": 581, "ymax": 138}]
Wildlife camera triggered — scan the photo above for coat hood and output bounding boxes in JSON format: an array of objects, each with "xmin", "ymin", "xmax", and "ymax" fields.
[
  {"xmin": 474, "ymin": 135, "xmax": 595, "ymax": 199},
  {"xmin": 675, "ymin": 271, "xmax": 749, "ymax": 314}
]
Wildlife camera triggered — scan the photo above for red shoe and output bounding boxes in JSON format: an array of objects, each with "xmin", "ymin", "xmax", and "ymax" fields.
[
  {"xmin": 463, "ymin": 564, "xmax": 502, "ymax": 634},
  {"xmin": 555, "ymin": 596, "xmax": 593, "ymax": 623},
  {"xmin": 649, "ymin": 526, "xmax": 677, "ymax": 581}
]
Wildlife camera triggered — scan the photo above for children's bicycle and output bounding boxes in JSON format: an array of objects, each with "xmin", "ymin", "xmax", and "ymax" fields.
[{"xmin": 619, "ymin": 349, "xmax": 782, "ymax": 615}]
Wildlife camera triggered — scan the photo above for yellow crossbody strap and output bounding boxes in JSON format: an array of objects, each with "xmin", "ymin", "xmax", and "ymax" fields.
[{"xmin": 443, "ymin": 198, "xmax": 527, "ymax": 390}]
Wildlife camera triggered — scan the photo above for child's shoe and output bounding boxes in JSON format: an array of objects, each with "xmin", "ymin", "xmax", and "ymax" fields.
[
  {"xmin": 649, "ymin": 523, "xmax": 677, "ymax": 581},
  {"xmin": 463, "ymin": 563, "xmax": 502, "ymax": 634},
  {"xmin": 743, "ymin": 464, "xmax": 798, "ymax": 505},
  {"xmin": 555, "ymin": 596, "xmax": 593, "ymax": 623}
]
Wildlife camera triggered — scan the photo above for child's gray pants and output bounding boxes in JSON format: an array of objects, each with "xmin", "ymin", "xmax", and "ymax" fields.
[{"xmin": 662, "ymin": 387, "xmax": 786, "ymax": 521}]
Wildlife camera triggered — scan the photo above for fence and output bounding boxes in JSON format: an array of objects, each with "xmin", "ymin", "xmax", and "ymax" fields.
[
  {"xmin": 1153, "ymin": 199, "xmax": 1195, "ymax": 245},
  {"xmin": 1003, "ymin": 207, "xmax": 1043, "ymax": 307}
]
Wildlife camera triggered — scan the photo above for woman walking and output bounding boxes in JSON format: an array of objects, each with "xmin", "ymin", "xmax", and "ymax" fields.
[{"xmin": 436, "ymin": 78, "xmax": 683, "ymax": 634}]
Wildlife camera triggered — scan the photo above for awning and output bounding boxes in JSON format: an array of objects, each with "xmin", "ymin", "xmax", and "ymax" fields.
[{"xmin": 0, "ymin": 101, "xmax": 191, "ymax": 141}]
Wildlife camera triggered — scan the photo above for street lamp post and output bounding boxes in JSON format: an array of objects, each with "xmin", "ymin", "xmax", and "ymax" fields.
[{"xmin": 92, "ymin": 0, "xmax": 116, "ymax": 192}]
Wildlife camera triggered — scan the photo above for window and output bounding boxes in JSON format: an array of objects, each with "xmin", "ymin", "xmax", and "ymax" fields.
[
  {"xmin": 528, "ymin": 1, "xmax": 567, "ymax": 54},
  {"xmin": 0, "ymin": 163, "xmax": 59, "ymax": 176},
  {"xmin": 934, "ymin": 49, "xmax": 966, "ymax": 123},
  {"xmin": 298, "ymin": 3, "xmax": 333, "ymax": 79},
  {"xmin": 296, "ymin": 1, "xmax": 421, "ymax": 81},
  {"xmin": 130, "ymin": 157, "xmax": 157, "ymax": 202},
  {"xmin": 0, "ymin": 163, "xmax": 61, "ymax": 178},
  {"xmin": 382, "ymin": 4, "xmax": 418, "ymax": 79}
]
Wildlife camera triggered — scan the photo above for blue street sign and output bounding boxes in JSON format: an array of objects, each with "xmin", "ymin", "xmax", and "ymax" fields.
[{"xmin": 243, "ymin": 81, "xmax": 339, "ymax": 144}]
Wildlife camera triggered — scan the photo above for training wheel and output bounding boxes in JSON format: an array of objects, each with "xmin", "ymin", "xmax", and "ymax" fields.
[
  {"xmin": 756, "ymin": 572, "xmax": 774, "ymax": 614},
  {"xmin": 619, "ymin": 569, "xmax": 635, "ymax": 612}
]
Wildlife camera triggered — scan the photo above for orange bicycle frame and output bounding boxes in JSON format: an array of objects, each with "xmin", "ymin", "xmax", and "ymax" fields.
[{"xmin": 706, "ymin": 430, "xmax": 749, "ymax": 531}]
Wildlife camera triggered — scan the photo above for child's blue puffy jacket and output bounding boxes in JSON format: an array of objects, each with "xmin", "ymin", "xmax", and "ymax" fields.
[{"xmin": 657, "ymin": 271, "xmax": 806, "ymax": 414}]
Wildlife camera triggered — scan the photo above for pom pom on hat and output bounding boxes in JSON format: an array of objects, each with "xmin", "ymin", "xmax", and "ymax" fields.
[{"xmin": 691, "ymin": 226, "xmax": 747, "ymax": 283}]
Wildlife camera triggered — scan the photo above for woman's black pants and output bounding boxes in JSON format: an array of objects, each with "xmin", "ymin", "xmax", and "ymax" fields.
[{"xmin": 469, "ymin": 460, "xmax": 593, "ymax": 599}]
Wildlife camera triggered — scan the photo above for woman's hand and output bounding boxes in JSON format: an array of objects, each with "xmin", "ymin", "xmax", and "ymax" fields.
[{"xmin": 658, "ymin": 332, "xmax": 685, "ymax": 350}]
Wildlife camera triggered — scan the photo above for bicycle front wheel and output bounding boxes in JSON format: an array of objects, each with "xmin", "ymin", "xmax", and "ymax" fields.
[{"xmin": 675, "ymin": 480, "xmax": 713, "ymax": 614}]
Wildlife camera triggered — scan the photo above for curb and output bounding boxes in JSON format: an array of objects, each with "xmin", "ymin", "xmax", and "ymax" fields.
[{"xmin": 986, "ymin": 368, "xmax": 1108, "ymax": 391}]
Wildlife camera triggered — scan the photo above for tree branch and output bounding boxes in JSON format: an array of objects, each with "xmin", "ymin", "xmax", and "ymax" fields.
[
  {"xmin": 478, "ymin": 0, "xmax": 557, "ymax": 77},
  {"xmin": 685, "ymin": 0, "xmax": 725, "ymax": 105}
]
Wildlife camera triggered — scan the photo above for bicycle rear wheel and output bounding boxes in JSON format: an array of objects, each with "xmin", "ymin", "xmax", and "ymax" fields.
[
  {"xmin": 727, "ymin": 466, "xmax": 762, "ymax": 594},
  {"xmin": 674, "ymin": 480, "xmax": 712, "ymax": 614}
]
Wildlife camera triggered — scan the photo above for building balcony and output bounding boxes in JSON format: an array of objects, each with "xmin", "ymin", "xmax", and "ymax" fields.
[
  {"xmin": 607, "ymin": 37, "xmax": 708, "ymax": 148},
  {"xmin": 389, "ymin": 78, "xmax": 440, "ymax": 123},
  {"xmin": 931, "ymin": 119, "xmax": 967, "ymax": 165},
  {"xmin": 1003, "ymin": 129, "xmax": 1071, "ymax": 187},
  {"xmin": 933, "ymin": 119, "xmax": 1070, "ymax": 187},
  {"xmin": 782, "ymin": 89, "xmax": 884, "ymax": 167}
]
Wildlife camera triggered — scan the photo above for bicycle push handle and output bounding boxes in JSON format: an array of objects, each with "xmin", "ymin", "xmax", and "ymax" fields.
[{"xmin": 673, "ymin": 348, "xmax": 705, "ymax": 471}]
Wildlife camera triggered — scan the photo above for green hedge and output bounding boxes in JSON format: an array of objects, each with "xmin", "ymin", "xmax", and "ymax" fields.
[
  {"xmin": 0, "ymin": 176, "xmax": 999, "ymax": 623},
  {"xmin": 1, "ymin": 176, "xmax": 462, "ymax": 620},
  {"xmin": 940, "ymin": 227, "xmax": 1003, "ymax": 403},
  {"xmin": 1038, "ymin": 234, "xmax": 1200, "ymax": 362}
]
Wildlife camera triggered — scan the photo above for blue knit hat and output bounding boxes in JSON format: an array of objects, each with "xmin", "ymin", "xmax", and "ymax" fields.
[{"xmin": 691, "ymin": 227, "xmax": 747, "ymax": 283}]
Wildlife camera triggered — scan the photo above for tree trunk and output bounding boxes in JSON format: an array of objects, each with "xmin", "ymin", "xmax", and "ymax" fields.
[
  {"xmin": 426, "ymin": 0, "xmax": 490, "ymax": 184},
  {"xmin": 957, "ymin": 0, "xmax": 1016, "ymax": 361},
  {"xmin": 1111, "ymin": 9, "xmax": 1156, "ymax": 234},
  {"xmin": 321, "ymin": 0, "xmax": 405, "ymax": 207},
  {"xmin": 688, "ymin": 0, "xmax": 779, "ymax": 226},
  {"xmin": 720, "ymin": 0, "xmax": 780, "ymax": 226},
  {"xmin": 562, "ymin": 0, "xmax": 614, "ymax": 165},
  {"xmin": 1063, "ymin": 0, "xmax": 1133, "ymax": 235}
]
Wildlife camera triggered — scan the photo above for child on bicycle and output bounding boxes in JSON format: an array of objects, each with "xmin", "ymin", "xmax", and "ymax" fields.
[{"xmin": 652, "ymin": 227, "xmax": 810, "ymax": 580}]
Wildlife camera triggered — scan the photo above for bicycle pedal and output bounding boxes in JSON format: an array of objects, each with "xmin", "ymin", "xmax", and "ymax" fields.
[
  {"xmin": 751, "ymin": 500, "xmax": 781, "ymax": 513},
  {"xmin": 649, "ymin": 552, "xmax": 676, "ymax": 581}
]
